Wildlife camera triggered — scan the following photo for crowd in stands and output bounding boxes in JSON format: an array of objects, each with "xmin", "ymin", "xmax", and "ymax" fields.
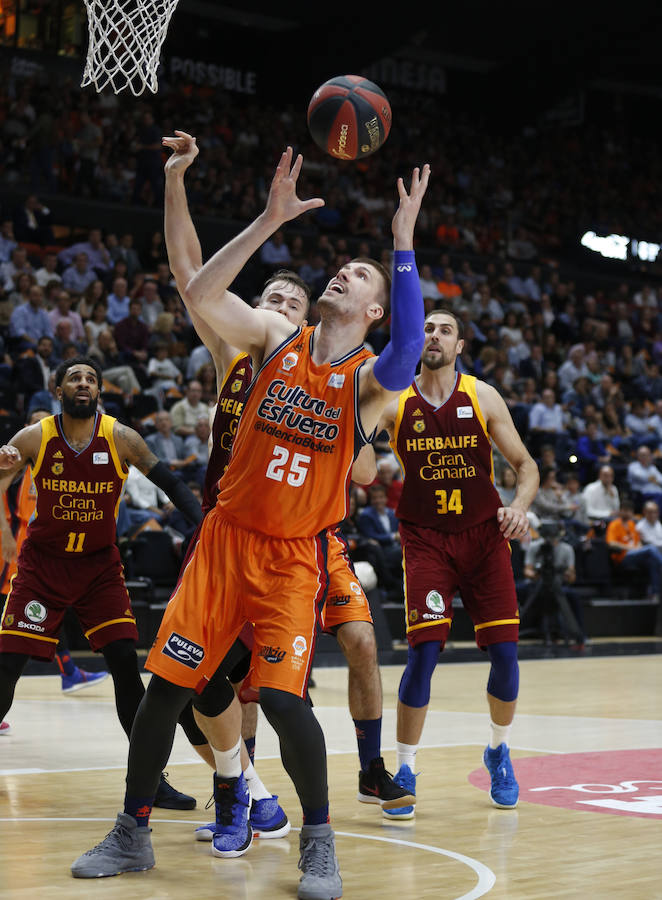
[{"xmin": 2, "ymin": 63, "xmax": 662, "ymax": 615}]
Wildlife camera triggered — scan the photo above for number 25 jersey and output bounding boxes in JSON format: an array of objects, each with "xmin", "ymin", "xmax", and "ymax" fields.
[
  {"xmin": 391, "ymin": 372, "xmax": 502, "ymax": 533},
  {"xmin": 216, "ymin": 326, "xmax": 373, "ymax": 538}
]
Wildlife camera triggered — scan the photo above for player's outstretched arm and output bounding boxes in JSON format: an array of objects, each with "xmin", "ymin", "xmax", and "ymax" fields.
[
  {"xmin": 163, "ymin": 130, "xmax": 237, "ymax": 378},
  {"xmin": 0, "ymin": 469, "xmax": 19, "ymax": 564},
  {"xmin": 478, "ymin": 381, "xmax": 539, "ymax": 541},
  {"xmin": 351, "ymin": 443, "xmax": 378, "ymax": 485},
  {"xmin": 0, "ymin": 425, "xmax": 41, "ymax": 478},
  {"xmin": 183, "ymin": 147, "xmax": 323, "ymax": 354},
  {"xmin": 115, "ymin": 422, "xmax": 202, "ymax": 526},
  {"xmin": 358, "ymin": 165, "xmax": 431, "ymax": 434}
]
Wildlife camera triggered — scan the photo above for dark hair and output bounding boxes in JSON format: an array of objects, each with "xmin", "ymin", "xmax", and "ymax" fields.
[
  {"xmin": 425, "ymin": 307, "xmax": 464, "ymax": 339},
  {"xmin": 54, "ymin": 355, "xmax": 103, "ymax": 389},
  {"xmin": 263, "ymin": 269, "xmax": 312, "ymax": 311}
]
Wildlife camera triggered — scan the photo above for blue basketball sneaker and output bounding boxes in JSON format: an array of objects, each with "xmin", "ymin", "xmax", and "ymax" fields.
[
  {"xmin": 195, "ymin": 793, "xmax": 290, "ymax": 841},
  {"xmin": 382, "ymin": 764, "xmax": 417, "ymax": 820},
  {"xmin": 62, "ymin": 667, "xmax": 109, "ymax": 694},
  {"xmin": 210, "ymin": 773, "xmax": 253, "ymax": 858},
  {"xmin": 483, "ymin": 744, "xmax": 519, "ymax": 809}
]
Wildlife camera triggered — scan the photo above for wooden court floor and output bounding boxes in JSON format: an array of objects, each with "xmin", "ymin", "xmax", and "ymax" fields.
[{"xmin": 1, "ymin": 650, "xmax": 661, "ymax": 899}]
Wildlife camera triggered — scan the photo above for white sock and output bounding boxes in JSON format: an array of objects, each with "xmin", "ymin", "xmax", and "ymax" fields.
[
  {"xmin": 212, "ymin": 738, "xmax": 242, "ymax": 778},
  {"xmin": 243, "ymin": 761, "xmax": 272, "ymax": 801},
  {"xmin": 396, "ymin": 741, "xmax": 418, "ymax": 771},
  {"xmin": 489, "ymin": 721, "xmax": 512, "ymax": 750}
]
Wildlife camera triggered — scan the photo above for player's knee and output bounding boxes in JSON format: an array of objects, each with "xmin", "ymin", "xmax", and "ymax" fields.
[
  {"xmin": 259, "ymin": 686, "xmax": 307, "ymax": 729},
  {"xmin": 0, "ymin": 652, "xmax": 29, "ymax": 684},
  {"xmin": 193, "ymin": 676, "xmax": 235, "ymax": 719},
  {"xmin": 398, "ymin": 641, "xmax": 440, "ymax": 708},
  {"xmin": 100, "ymin": 637, "xmax": 138, "ymax": 670},
  {"xmin": 336, "ymin": 621, "xmax": 377, "ymax": 667},
  {"xmin": 486, "ymin": 641, "xmax": 519, "ymax": 702}
]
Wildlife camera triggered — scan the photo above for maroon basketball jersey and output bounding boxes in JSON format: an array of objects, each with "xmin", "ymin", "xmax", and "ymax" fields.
[
  {"xmin": 202, "ymin": 352, "xmax": 253, "ymax": 514},
  {"xmin": 26, "ymin": 412, "xmax": 127, "ymax": 556},
  {"xmin": 392, "ymin": 373, "xmax": 501, "ymax": 533}
]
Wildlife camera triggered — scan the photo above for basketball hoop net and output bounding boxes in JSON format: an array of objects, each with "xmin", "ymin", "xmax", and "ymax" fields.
[{"xmin": 81, "ymin": 0, "xmax": 180, "ymax": 96}]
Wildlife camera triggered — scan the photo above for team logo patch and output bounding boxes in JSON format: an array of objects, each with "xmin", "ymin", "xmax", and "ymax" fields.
[
  {"xmin": 280, "ymin": 352, "xmax": 298, "ymax": 373},
  {"xmin": 4, "ymin": 614, "xmax": 14, "ymax": 626},
  {"xmin": 425, "ymin": 591, "xmax": 445, "ymax": 614},
  {"xmin": 292, "ymin": 635, "xmax": 307, "ymax": 657},
  {"xmin": 413, "ymin": 420, "xmax": 425, "ymax": 433},
  {"xmin": 328, "ymin": 373, "xmax": 345, "ymax": 388},
  {"xmin": 51, "ymin": 462, "xmax": 63, "ymax": 474},
  {"xmin": 161, "ymin": 632, "xmax": 205, "ymax": 669},
  {"xmin": 409, "ymin": 609, "xmax": 418, "ymax": 622},
  {"xmin": 457, "ymin": 406, "xmax": 473, "ymax": 418},
  {"xmin": 24, "ymin": 601, "xmax": 47, "ymax": 624},
  {"xmin": 258, "ymin": 645, "xmax": 287, "ymax": 664},
  {"xmin": 230, "ymin": 379, "xmax": 243, "ymax": 393},
  {"xmin": 469, "ymin": 749, "xmax": 662, "ymax": 819},
  {"xmin": 92, "ymin": 452, "xmax": 109, "ymax": 465},
  {"xmin": 349, "ymin": 581, "xmax": 362, "ymax": 595}
]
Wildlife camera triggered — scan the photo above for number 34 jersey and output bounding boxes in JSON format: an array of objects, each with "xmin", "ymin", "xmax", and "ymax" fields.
[
  {"xmin": 391, "ymin": 373, "xmax": 502, "ymax": 533},
  {"xmin": 217, "ymin": 325, "xmax": 373, "ymax": 539}
]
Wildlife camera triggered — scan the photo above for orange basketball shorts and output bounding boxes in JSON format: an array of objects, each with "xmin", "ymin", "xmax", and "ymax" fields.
[
  {"xmin": 321, "ymin": 527, "xmax": 373, "ymax": 632},
  {"xmin": 146, "ymin": 508, "xmax": 327, "ymax": 697}
]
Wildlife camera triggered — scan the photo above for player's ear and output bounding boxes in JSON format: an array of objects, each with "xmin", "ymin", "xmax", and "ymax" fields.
[{"xmin": 366, "ymin": 303, "xmax": 384, "ymax": 325}]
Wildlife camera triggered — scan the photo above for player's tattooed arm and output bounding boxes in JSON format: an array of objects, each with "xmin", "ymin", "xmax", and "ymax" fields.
[{"xmin": 113, "ymin": 421, "xmax": 160, "ymax": 474}]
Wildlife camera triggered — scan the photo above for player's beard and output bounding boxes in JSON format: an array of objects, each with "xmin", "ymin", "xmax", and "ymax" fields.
[
  {"xmin": 421, "ymin": 347, "xmax": 452, "ymax": 370},
  {"xmin": 61, "ymin": 392, "xmax": 98, "ymax": 419}
]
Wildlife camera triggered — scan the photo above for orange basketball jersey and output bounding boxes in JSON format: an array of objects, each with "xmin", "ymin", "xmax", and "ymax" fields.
[
  {"xmin": 27, "ymin": 412, "xmax": 128, "ymax": 556},
  {"xmin": 1, "ymin": 467, "xmax": 37, "ymax": 594},
  {"xmin": 391, "ymin": 372, "xmax": 501, "ymax": 532},
  {"xmin": 217, "ymin": 325, "xmax": 373, "ymax": 538}
]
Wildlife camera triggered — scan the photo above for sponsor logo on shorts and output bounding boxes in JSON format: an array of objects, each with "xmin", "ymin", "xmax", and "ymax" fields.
[
  {"xmin": 292, "ymin": 635, "xmax": 307, "ymax": 657},
  {"xmin": 24, "ymin": 601, "xmax": 47, "ymax": 624},
  {"xmin": 423, "ymin": 613, "xmax": 446, "ymax": 621},
  {"xmin": 93, "ymin": 452, "xmax": 109, "ymax": 465},
  {"xmin": 349, "ymin": 581, "xmax": 362, "ymax": 595},
  {"xmin": 18, "ymin": 620, "xmax": 45, "ymax": 633},
  {"xmin": 258, "ymin": 645, "xmax": 287, "ymax": 664},
  {"xmin": 161, "ymin": 632, "xmax": 205, "ymax": 669},
  {"xmin": 280, "ymin": 352, "xmax": 298, "ymax": 373},
  {"xmin": 425, "ymin": 591, "xmax": 445, "ymax": 614},
  {"xmin": 457, "ymin": 406, "xmax": 473, "ymax": 418},
  {"xmin": 328, "ymin": 594, "xmax": 350, "ymax": 606}
]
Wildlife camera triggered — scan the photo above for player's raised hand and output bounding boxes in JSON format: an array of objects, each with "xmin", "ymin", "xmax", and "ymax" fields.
[
  {"xmin": 392, "ymin": 163, "xmax": 431, "ymax": 250},
  {"xmin": 163, "ymin": 130, "xmax": 199, "ymax": 174},
  {"xmin": 0, "ymin": 444, "xmax": 21, "ymax": 470},
  {"xmin": 264, "ymin": 147, "xmax": 324, "ymax": 227}
]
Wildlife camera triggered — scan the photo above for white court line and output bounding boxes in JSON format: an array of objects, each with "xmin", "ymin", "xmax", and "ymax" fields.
[{"xmin": 0, "ymin": 817, "xmax": 496, "ymax": 900}]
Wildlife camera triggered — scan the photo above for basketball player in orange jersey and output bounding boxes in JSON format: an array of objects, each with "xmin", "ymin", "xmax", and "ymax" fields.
[
  {"xmin": 376, "ymin": 309, "xmax": 539, "ymax": 816},
  {"xmin": 160, "ymin": 130, "xmax": 413, "ymax": 846},
  {"xmin": 73, "ymin": 145, "xmax": 429, "ymax": 899},
  {"xmin": 0, "ymin": 356, "xmax": 204, "ymax": 808}
]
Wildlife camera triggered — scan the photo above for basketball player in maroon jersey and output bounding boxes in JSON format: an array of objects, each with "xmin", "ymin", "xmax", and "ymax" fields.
[
  {"xmin": 160, "ymin": 130, "xmax": 410, "ymax": 839},
  {"xmin": 377, "ymin": 309, "xmax": 539, "ymax": 813},
  {"xmin": 0, "ymin": 356, "xmax": 204, "ymax": 806}
]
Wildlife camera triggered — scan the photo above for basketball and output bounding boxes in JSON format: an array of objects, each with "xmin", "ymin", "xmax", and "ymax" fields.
[{"xmin": 307, "ymin": 75, "xmax": 392, "ymax": 161}]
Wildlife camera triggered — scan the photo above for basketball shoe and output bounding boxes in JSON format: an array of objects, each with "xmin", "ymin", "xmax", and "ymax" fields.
[
  {"xmin": 71, "ymin": 812, "xmax": 155, "ymax": 878},
  {"xmin": 357, "ymin": 756, "xmax": 416, "ymax": 814},
  {"xmin": 153, "ymin": 771, "xmax": 196, "ymax": 810},
  {"xmin": 382, "ymin": 764, "xmax": 417, "ymax": 820},
  {"xmin": 298, "ymin": 823, "xmax": 342, "ymax": 900},
  {"xmin": 0, "ymin": 720, "xmax": 10, "ymax": 736},
  {"xmin": 483, "ymin": 743, "xmax": 519, "ymax": 808},
  {"xmin": 210, "ymin": 772, "xmax": 253, "ymax": 858},
  {"xmin": 195, "ymin": 793, "xmax": 290, "ymax": 841},
  {"xmin": 61, "ymin": 667, "xmax": 109, "ymax": 693}
]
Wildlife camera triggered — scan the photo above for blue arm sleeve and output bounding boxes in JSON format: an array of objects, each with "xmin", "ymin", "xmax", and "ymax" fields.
[{"xmin": 372, "ymin": 250, "xmax": 425, "ymax": 391}]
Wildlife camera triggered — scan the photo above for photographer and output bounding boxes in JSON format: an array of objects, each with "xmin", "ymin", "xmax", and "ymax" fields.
[{"xmin": 521, "ymin": 520, "xmax": 584, "ymax": 645}]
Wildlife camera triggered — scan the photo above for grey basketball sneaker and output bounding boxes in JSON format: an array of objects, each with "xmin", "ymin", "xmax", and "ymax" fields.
[
  {"xmin": 298, "ymin": 823, "xmax": 342, "ymax": 899},
  {"xmin": 71, "ymin": 812, "xmax": 155, "ymax": 878}
]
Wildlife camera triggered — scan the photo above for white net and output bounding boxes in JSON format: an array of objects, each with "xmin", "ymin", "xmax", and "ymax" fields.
[{"xmin": 81, "ymin": 0, "xmax": 180, "ymax": 96}]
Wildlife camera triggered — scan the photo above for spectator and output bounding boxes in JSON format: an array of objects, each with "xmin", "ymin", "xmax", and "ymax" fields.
[
  {"xmin": 260, "ymin": 229, "xmax": 291, "ymax": 272},
  {"xmin": 575, "ymin": 419, "xmax": 612, "ymax": 483},
  {"xmin": 131, "ymin": 110, "xmax": 163, "ymax": 206},
  {"xmin": 527, "ymin": 387, "xmax": 566, "ymax": 457},
  {"xmin": 168, "ymin": 379, "xmax": 206, "ymax": 437},
  {"xmin": 108, "ymin": 232, "xmax": 142, "ymax": 280},
  {"xmin": 78, "ymin": 278, "xmax": 108, "ymax": 321},
  {"xmin": 8, "ymin": 283, "xmax": 53, "ymax": 349},
  {"xmin": 419, "ymin": 264, "xmax": 442, "ymax": 301},
  {"xmin": 73, "ymin": 112, "xmax": 103, "ymax": 197},
  {"xmin": 146, "ymin": 340, "xmax": 183, "ymax": 400},
  {"xmin": 12, "ymin": 194, "xmax": 54, "ymax": 244},
  {"xmin": 117, "ymin": 465, "xmax": 172, "ymax": 537},
  {"xmin": 48, "ymin": 289, "xmax": 86, "ymax": 345},
  {"xmin": 558, "ymin": 343, "xmax": 590, "ymax": 393},
  {"xmin": 84, "ymin": 301, "xmax": 111, "ymax": 349},
  {"xmin": 582, "ymin": 465, "xmax": 620, "ymax": 524},
  {"xmin": 636, "ymin": 500, "xmax": 662, "ymax": 550},
  {"xmin": 57, "ymin": 227, "xmax": 111, "ymax": 275},
  {"xmin": 183, "ymin": 415, "xmax": 211, "ymax": 484},
  {"xmin": 106, "ymin": 276, "xmax": 131, "ymax": 324},
  {"xmin": 146, "ymin": 410, "xmax": 194, "ymax": 474},
  {"xmin": 0, "ymin": 220, "xmax": 17, "ymax": 263},
  {"xmin": 137, "ymin": 278, "xmax": 164, "ymax": 329},
  {"xmin": 606, "ymin": 499, "xmax": 662, "ymax": 601},
  {"xmin": 627, "ymin": 445, "xmax": 662, "ymax": 511},
  {"xmin": 61, "ymin": 252, "xmax": 97, "ymax": 296},
  {"xmin": 113, "ymin": 297, "xmax": 150, "ymax": 375},
  {"xmin": 88, "ymin": 329, "xmax": 141, "ymax": 395},
  {"xmin": 34, "ymin": 251, "xmax": 61, "ymax": 289},
  {"xmin": 1, "ymin": 246, "xmax": 34, "ymax": 291},
  {"xmin": 356, "ymin": 483, "xmax": 403, "ymax": 600}
]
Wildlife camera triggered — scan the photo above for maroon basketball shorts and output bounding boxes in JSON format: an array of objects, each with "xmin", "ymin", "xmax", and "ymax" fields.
[
  {"xmin": 400, "ymin": 517, "xmax": 519, "ymax": 649},
  {"xmin": 0, "ymin": 540, "xmax": 137, "ymax": 660}
]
